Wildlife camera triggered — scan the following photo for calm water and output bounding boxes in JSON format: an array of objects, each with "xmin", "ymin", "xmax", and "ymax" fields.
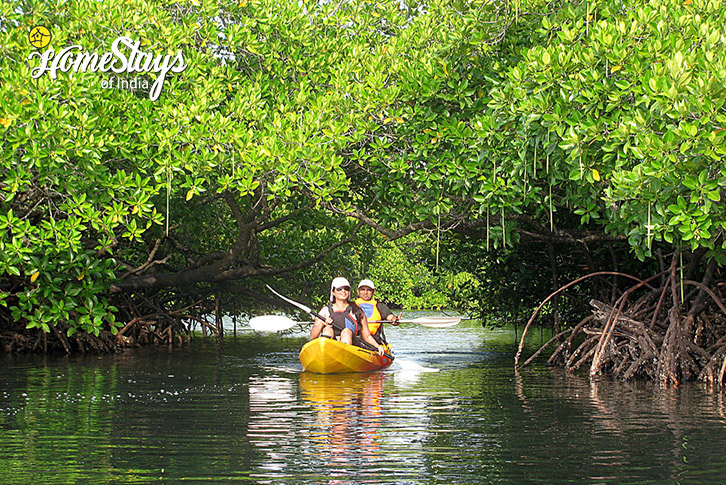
[{"xmin": 2, "ymin": 316, "xmax": 726, "ymax": 483}]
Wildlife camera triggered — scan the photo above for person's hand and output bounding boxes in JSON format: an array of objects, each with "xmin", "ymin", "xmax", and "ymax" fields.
[
  {"xmin": 390, "ymin": 314, "xmax": 401, "ymax": 326},
  {"xmin": 377, "ymin": 345, "xmax": 385, "ymax": 356},
  {"xmin": 324, "ymin": 316, "xmax": 333, "ymax": 327}
]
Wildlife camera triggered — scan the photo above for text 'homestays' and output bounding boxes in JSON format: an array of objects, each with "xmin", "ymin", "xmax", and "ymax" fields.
[{"xmin": 28, "ymin": 36, "xmax": 187, "ymax": 101}]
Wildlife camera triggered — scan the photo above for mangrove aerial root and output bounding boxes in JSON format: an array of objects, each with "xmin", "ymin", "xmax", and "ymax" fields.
[{"xmin": 516, "ymin": 254, "xmax": 726, "ymax": 387}]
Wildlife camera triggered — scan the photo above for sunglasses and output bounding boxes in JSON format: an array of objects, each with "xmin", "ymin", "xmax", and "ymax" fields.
[{"xmin": 333, "ymin": 286, "xmax": 351, "ymax": 292}]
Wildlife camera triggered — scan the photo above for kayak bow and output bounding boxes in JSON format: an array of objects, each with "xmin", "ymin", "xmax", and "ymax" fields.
[{"xmin": 300, "ymin": 337, "xmax": 393, "ymax": 374}]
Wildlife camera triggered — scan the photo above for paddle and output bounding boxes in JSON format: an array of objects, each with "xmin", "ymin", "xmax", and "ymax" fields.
[
  {"xmin": 248, "ymin": 315, "xmax": 312, "ymax": 332},
  {"xmin": 250, "ymin": 315, "xmax": 461, "ymax": 331},
  {"xmin": 368, "ymin": 317, "xmax": 461, "ymax": 328},
  {"xmin": 265, "ymin": 285, "xmax": 393, "ymax": 359},
  {"xmin": 266, "ymin": 284, "xmax": 327, "ymax": 321}
]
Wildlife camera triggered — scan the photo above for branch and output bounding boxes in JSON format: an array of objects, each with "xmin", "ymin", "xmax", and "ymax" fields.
[
  {"xmin": 334, "ymin": 207, "xmax": 434, "ymax": 240},
  {"xmin": 119, "ymin": 238, "xmax": 169, "ymax": 278},
  {"xmin": 224, "ymin": 190, "xmax": 246, "ymax": 229},
  {"xmin": 296, "ymin": 185, "xmax": 440, "ymax": 240},
  {"xmin": 217, "ymin": 221, "xmax": 365, "ymax": 279},
  {"xmin": 112, "ymin": 219, "xmax": 365, "ymax": 292},
  {"xmin": 683, "ymin": 280, "xmax": 726, "ymax": 318}
]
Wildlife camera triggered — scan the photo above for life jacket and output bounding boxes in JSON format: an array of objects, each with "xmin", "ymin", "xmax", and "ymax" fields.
[
  {"xmin": 326, "ymin": 303, "xmax": 359, "ymax": 335},
  {"xmin": 355, "ymin": 298, "xmax": 383, "ymax": 335}
]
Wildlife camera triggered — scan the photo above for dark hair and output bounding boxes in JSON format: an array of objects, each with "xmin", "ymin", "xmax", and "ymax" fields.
[
  {"xmin": 348, "ymin": 300, "xmax": 366, "ymax": 323},
  {"xmin": 330, "ymin": 297, "xmax": 366, "ymax": 323}
]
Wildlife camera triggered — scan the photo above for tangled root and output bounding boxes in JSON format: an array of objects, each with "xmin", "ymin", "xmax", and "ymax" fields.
[{"xmin": 516, "ymin": 254, "xmax": 726, "ymax": 387}]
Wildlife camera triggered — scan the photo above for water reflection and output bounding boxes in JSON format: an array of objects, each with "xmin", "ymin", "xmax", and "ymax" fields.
[
  {"xmin": 512, "ymin": 367, "xmax": 726, "ymax": 482},
  {"xmin": 392, "ymin": 359, "xmax": 439, "ymax": 388},
  {"xmin": 4, "ymin": 323, "xmax": 726, "ymax": 482},
  {"xmin": 300, "ymin": 372, "xmax": 385, "ymax": 481},
  {"xmin": 247, "ymin": 375, "xmax": 297, "ymax": 478}
]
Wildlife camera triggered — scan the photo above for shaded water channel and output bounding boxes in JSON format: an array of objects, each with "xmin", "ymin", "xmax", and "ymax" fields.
[{"xmin": 2, "ymin": 316, "xmax": 726, "ymax": 483}]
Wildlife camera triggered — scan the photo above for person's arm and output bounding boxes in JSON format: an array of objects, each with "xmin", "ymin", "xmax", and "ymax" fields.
[
  {"xmin": 378, "ymin": 302, "xmax": 400, "ymax": 325},
  {"xmin": 310, "ymin": 306, "xmax": 331, "ymax": 339}
]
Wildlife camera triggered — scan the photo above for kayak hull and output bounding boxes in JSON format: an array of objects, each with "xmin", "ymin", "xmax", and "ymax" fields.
[{"xmin": 299, "ymin": 337, "xmax": 393, "ymax": 374}]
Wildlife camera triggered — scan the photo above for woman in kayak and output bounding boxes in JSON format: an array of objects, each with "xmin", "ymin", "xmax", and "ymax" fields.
[{"xmin": 310, "ymin": 277, "xmax": 386, "ymax": 355}]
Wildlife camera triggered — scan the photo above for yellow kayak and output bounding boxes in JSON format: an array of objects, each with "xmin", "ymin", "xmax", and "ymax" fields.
[{"xmin": 299, "ymin": 337, "xmax": 393, "ymax": 374}]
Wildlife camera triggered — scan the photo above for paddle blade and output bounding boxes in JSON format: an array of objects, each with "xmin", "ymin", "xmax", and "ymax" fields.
[
  {"xmin": 248, "ymin": 315, "xmax": 299, "ymax": 332},
  {"xmin": 410, "ymin": 317, "xmax": 461, "ymax": 328}
]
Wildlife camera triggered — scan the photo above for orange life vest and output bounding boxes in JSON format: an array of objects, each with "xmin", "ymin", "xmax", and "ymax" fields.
[{"xmin": 355, "ymin": 297, "xmax": 383, "ymax": 335}]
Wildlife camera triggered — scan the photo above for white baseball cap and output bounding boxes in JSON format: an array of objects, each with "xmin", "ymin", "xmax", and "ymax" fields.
[
  {"xmin": 330, "ymin": 277, "xmax": 351, "ymax": 302},
  {"xmin": 331, "ymin": 277, "xmax": 350, "ymax": 289},
  {"xmin": 358, "ymin": 279, "xmax": 375, "ymax": 290}
]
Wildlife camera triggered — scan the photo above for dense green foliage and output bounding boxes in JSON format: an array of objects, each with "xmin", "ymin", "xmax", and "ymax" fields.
[
  {"xmin": 360, "ymin": 0, "xmax": 726, "ymax": 255},
  {"xmin": 1, "ymin": 0, "xmax": 482, "ymax": 342},
  {"xmin": 344, "ymin": 0, "xmax": 726, "ymax": 323},
  {"xmin": 489, "ymin": 0, "xmax": 726, "ymax": 259},
  {"xmin": 1, "ymin": 0, "xmax": 725, "ymax": 350}
]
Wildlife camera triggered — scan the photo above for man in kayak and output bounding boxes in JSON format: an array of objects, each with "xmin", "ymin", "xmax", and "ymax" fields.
[
  {"xmin": 310, "ymin": 277, "xmax": 386, "ymax": 355},
  {"xmin": 355, "ymin": 279, "xmax": 400, "ymax": 345}
]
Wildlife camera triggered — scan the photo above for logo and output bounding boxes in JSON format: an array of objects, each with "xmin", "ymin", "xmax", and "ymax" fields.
[
  {"xmin": 29, "ymin": 25, "xmax": 52, "ymax": 49},
  {"xmin": 27, "ymin": 35, "xmax": 187, "ymax": 101}
]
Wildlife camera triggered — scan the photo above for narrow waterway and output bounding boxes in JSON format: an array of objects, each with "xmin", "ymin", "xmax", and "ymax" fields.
[{"xmin": 2, "ymin": 316, "xmax": 726, "ymax": 483}]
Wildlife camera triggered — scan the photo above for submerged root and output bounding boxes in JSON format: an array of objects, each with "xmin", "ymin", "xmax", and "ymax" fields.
[
  {"xmin": 0, "ymin": 292, "xmax": 217, "ymax": 353},
  {"xmin": 0, "ymin": 316, "xmax": 196, "ymax": 353},
  {"xmin": 0, "ymin": 325, "xmax": 119, "ymax": 353}
]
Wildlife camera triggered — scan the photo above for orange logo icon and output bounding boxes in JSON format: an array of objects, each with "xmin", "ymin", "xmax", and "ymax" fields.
[{"xmin": 29, "ymin": 25, "xmax": 51, "ymax": 49}]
